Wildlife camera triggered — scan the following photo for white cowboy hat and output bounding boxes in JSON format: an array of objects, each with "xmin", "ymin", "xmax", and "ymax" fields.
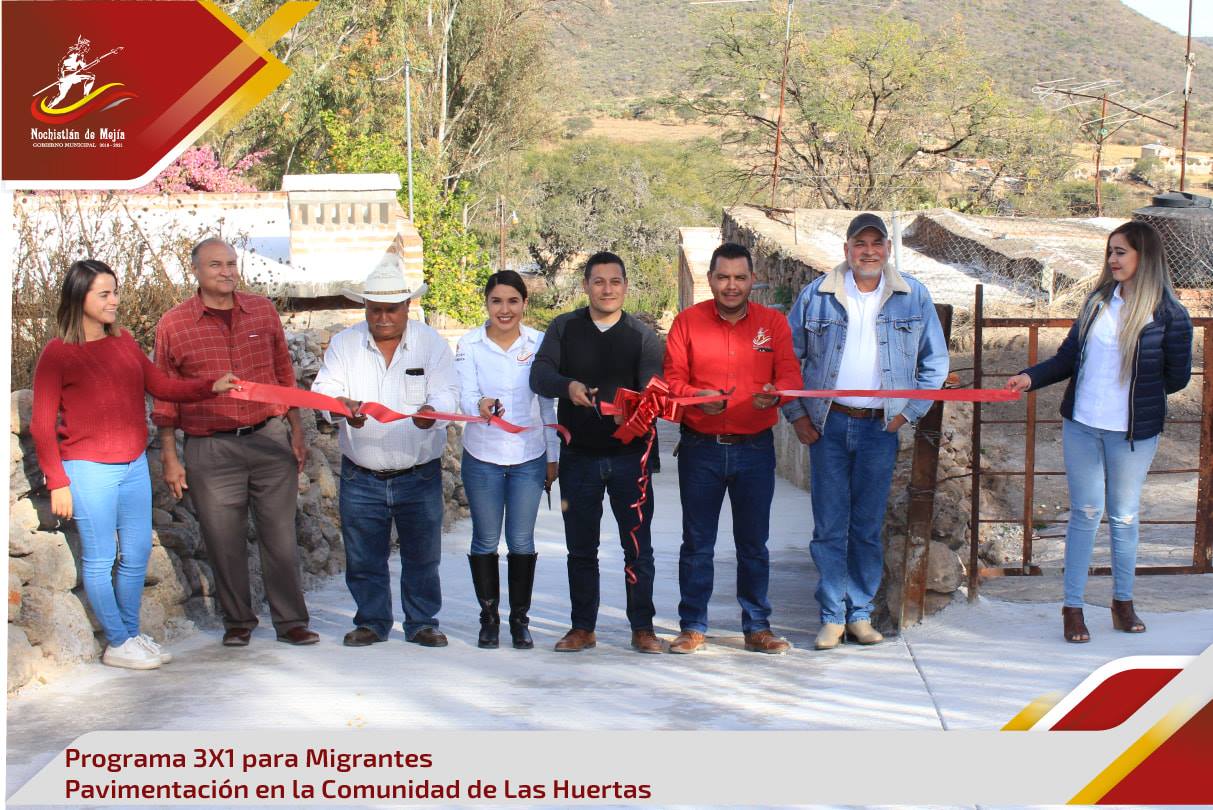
[{"xmin": 342, "ymin": 254, "xmax": 427, "ymax": 304}]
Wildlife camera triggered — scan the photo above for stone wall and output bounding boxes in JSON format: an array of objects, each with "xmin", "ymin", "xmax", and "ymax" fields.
[{"xmin": 8, "ymin": 330, "xmax": 468, "ymax": 693}]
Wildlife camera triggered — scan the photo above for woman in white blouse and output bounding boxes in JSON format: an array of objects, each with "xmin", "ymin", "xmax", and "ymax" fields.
[
  {"xmin": 454, "ymin": 271, "xmax": 559, "ymax": 650},
  {"xmin": 1007, "ymin": 221, "xmax": 1192, "ymax": 643}
]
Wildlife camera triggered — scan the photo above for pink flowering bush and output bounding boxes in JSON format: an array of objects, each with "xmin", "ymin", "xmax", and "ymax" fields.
[{"xmin": 134, "ymin": 146, "xmax": 267, "ymax": 193}]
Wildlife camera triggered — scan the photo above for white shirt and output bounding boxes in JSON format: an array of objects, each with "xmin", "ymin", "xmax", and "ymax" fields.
[
  {"xmin": 834, "ymin": 271, "xmax": 885, "ymax": 408},
  {"xmin": 311, "ymin": 320, "xmax": 460, "ymax": 470},
  {"xmin": 1073, "ymin": 285, "xmax": 1131, "ymax": 432},
  {"xmin": 455, "ymin": 324, "xmax": 558, "ymax": 465}
]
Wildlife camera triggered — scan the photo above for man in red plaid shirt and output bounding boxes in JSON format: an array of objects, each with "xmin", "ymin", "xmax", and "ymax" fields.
[{"xmin": 153, "ymin": 238, "xmax": 317, "ymax": 648}]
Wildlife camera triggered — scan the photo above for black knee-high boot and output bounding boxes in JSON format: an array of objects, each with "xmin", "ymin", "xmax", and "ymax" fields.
[
  {"xmin": 507, "ymin": 553, "xmax": 537, "ymax": 649},
  {"xmin": 468, "ymin": 553, "xmax": 500, "ymax": 648}
]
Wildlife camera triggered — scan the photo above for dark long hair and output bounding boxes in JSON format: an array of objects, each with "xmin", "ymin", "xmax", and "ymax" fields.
[
  {"xmin": 483, "ymin": 270, "xmax": 528, "ymax": 301},
  {"xmin": 56, "ymin": 259, "xmax": 118, "ymax": 345}
]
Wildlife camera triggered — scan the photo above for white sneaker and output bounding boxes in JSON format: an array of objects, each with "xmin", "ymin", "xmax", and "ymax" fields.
[
  {"xmin": 102, "ymin": 637, "xmax": 161, "ymax": 670},
  {"xmin": 137, "ymin": 633, "xmax": 173, "ymax": 664}
]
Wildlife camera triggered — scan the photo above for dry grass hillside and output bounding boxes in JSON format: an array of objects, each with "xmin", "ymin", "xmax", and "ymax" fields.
[{"xmin": 549, "ymin": 0, "xmax": 1213, "ymax": 150}]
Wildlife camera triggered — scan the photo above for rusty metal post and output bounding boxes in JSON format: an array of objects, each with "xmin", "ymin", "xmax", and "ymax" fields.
[
  {"xmin": 1195, "ymin": 326, "xmax": 1213, "ymax": 571},
  {"xmin": 968, "ymin": 285, "xmax": 984, "ymax": 601},
  {"xmin": 898, "ymin": 304, "xmax": 954, "ymax": 628},
  {"xmin": 1021, "ymin": 326, "xmax": 1039, "ymax": 572}
]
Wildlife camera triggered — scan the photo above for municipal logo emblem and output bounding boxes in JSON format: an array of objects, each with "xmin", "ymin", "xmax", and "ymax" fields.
[
  {"xmin": 31, "ymin": 35, "xmax": 134, "ymax": 124},
  {"xmin": 753, "ymin": 327, "xmax": 773, "ymax": 352}
]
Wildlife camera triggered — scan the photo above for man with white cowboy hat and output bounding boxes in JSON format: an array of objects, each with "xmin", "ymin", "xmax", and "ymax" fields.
[{"xmin": 312, "ymin": 253, "xmax": 460, "ymax": 648}]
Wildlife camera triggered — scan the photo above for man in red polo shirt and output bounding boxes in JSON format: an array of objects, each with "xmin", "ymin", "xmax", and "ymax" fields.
[
  {"xmin": 663, "ymin": 242, "xmax": 802, "ymax": 654},
  {"xmin": 152, "ymin": 238, "xmax": 317, "ymax": 648}
]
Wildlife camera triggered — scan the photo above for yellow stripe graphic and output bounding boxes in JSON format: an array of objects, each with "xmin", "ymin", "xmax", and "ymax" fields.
[
  {"xmin": 1068, "ymin": 704, "xmax": 1193, "ymax": 804},
  {"xmin": 39, "ymin": 83, "xmax": 125, "ymax": 115},
  {"xmin": 1001, "ymin": 692, "xmax": 1063, "ymax": 731}
]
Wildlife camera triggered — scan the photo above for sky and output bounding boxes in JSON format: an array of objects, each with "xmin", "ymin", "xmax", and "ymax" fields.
[{"xmin": 1121, "ymin": 0, "xmax": 1213, "ymax": 37}]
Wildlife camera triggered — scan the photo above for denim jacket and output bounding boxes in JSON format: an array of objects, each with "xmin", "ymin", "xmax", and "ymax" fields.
[{"xmin": 781, "ymin": 262, "xmax": 950, "ymax": 430}]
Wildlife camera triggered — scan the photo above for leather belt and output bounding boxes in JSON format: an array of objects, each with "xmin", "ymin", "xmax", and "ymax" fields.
[
  {"xmin": 345, "ymin": 457, "xmax": 424, "ymax": 480},
  {"xmin": 680, "ymin": 426, "xmax": 772, "ymax": 445},
  {"xmin": 829, "ymin": 402, "xmax": 881, "ymax": 419},
  {"xmin": 211, "ymin": 418, "xmax": 271, "ymax": 437}
]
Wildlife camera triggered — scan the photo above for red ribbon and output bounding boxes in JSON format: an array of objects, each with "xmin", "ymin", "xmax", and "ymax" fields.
[
  {"xmin": 776, "ymin": 388, "xmax": 1021, "ymax": 402},
  {"xmin": 225, "ymin": 380, "xmax": 570, "ymax": 443}
]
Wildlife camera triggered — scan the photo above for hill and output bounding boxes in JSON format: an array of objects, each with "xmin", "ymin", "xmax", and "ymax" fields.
[{"xmin": 547, "ymin": 0, "xmax": 1213, "ymax": 149}]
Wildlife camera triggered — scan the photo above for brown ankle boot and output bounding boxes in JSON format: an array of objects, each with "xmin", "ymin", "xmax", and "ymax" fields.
[
  {"xmin": 1111, "ymin": 599, "xmax": 1146, "ymax": 633},
  {"xmin": 1062, "ymin": 606, "xmax": 1090, "ymax": 643}
]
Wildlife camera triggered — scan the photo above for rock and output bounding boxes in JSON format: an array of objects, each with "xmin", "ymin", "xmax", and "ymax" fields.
[
  {"xmin": 19, "ymin": 587, "xmax": 100, "ymax": 663},
  {"xmin": 180, "ymin": 558, "xmax": 215, "ymax": 597},
  {"xmin": 184, "ymin": 595, "xmax": 221, "ymax": 628},
  {"xmin": 154, "ymin": 525, "xmax": 200, "ymax": 558},
  {"xmin": 138, "ymin": 598, "xmax": 168, "ymax": 641},
  {"xmin": 11, "ymin": 390, "xmax": 33, "ymax": 437},
  {"xmin": 25, "ymin": 531, "xmax": 79, "ymax": 591},
  {"xmin": 9, "ymin": 572, "xmax": 23, "ymax": 622},
  {"xmin": 9, "ymin": 555, "xmax": 35, "ymax": 586},
  {"xmin": 8, "ymin": 625, "xmax": 41, "ymax": 691},
  {"xmin": 9, "ymin": 499, "xmax": 42, "ymax": 553},
  {"xmin": 926, "ymin": 540, "xmax": 963, "ymax": 592},
  {"xmin": 152, "ymin": 508, "xmax": 173, "ymax": 527},
  {"xmin": 143, "ymin": 545, "xmax": 177, "ymax": 589},
  {"xmin": 10, "ymin": 432, "xmax": 23, "ymax": 463},
  {"xmin": 925, "ymin": 590, "xmax": 958, "ymax": 615},
  {"xmin": 310, "ymin": 453, "xmax": 338, "ymax": 500}
]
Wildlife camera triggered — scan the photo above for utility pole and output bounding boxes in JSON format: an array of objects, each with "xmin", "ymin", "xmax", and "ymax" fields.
[
  {"xmin": 1033, "ymin": 80, "xmax": 1177, "ymax": 215},
  {"xmin": 405, "ymin": 57, "xmax": 415, "ymax": 222},
  {"xmin": 497, "ymin": 195, "xmax": 506, "ymax": 273},
  {"xmin": 770, "ymin": 0, "xmax": 795, "ymax": 209},
  {"xmin": 1180, "ymin": 0, "xmax": 1194, "ymax": 192},
  {"xmin": 1094, "ymin": 93, "xmax": 1107, "ymax": 216}
]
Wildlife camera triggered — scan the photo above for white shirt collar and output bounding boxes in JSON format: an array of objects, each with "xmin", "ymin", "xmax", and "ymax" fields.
[{"xmin": 845, "ymin": 269, "xmax": 885, "ymax": 298}]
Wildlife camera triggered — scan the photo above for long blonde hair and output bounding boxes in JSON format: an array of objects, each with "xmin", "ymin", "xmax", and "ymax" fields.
[{"xmin": 1080, "ymin": 221, "xmax": 1175, "ymax": 383}]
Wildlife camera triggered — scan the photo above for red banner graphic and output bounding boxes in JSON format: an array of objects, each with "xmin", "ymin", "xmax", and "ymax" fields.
[{"xmin": 2, "ymin": 1, "xmax": 314, "ymax": 187}]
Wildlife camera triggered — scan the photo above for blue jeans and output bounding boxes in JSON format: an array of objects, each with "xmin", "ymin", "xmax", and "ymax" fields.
[
  {"xmin": 461, "ymin": 450, "xmax": 546, "ymax": 555},
  {"xmin": 558, "ymin": 448, "xmax": 655, "ymax": 631},
  {"xmin": 338, "ymin": 457, "xmax": 443, "ymax": 640},
  {"xmin": 808, "ymin": 410, "xmax": 900, "ymax": 624},
  {"xmin": 1061, "ymin": 418, "xmax": 1159, "ymax": 607},
  {"xmin": 676, "ymin": 429, "xmax": 777, "ymax": 633},
  {"xmin": 63, "ymin": 454, "xmax": 153, "ymax": 647}
]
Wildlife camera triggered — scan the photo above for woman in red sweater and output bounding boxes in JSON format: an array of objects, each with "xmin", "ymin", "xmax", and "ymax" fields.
[{"xmin": 32, "ymin": 260, "xmax": 238, "ymax": 670}]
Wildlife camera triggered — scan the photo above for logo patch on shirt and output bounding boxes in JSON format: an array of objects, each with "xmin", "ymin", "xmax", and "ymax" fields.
[
  {"xmin": 753, "ymin": 327, "xmax": 773, "ymax": 353},
  {"xmin": 517, "ymin": 350, "xmax": 533, "ymax": 363}
]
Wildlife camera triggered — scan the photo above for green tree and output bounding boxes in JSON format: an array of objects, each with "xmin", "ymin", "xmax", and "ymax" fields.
[
  {"xmin": 318, "ymin": 112, "xmax": 492, "ymax": 324},
  {"xmin": 520, "ymin": 138, "xmax": 726, "ymax": 309},
  {"xmin": 1131, "ymin": 156, "xmax": 1175, "ymax": 190},
  {"xmin": 681, "ymin": 14, "xmax": 1022, "ymax": 210},
  {"xmin": 213, "ymin": 0, "xmax": 556, "ymax": 192}
]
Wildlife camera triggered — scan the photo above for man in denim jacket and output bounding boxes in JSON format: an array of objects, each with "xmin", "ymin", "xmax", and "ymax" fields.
[{"xmin": 782, "ymin": 213, "xmax": 949, "ymax": 650}]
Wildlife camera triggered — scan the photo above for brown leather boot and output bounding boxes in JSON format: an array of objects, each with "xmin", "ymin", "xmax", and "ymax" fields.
[
  {"xmin": 1111, "ymin": 599, "xmax": 1146, "ymax": 633},
  {"xmin": 744, "ymin": 629, "xmax": 791, "ymax": 654},
  {"xmin": 553, "ymin": 628, "xmax": 596, "ymax": 652},
  {"xmin": 1062, "ymin": 606, "xmax": 1090, "ymax": 643},
  {"xmin": 669, "ymin": 630, "xmax": 707, "ymax": 654},
  {"xmin": 630, "ymin": 629, "xmax": 664, "ymax": 654}
]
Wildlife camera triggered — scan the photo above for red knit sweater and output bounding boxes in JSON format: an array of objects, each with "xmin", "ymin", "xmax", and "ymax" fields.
[{"xmin": 31, "ymin": 331, "xmax": 217, "ymax": 490}]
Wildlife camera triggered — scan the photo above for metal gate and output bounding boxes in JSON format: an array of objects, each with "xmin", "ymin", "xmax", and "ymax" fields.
[{"xmin": 966, "ymin": 284, "xmax": 1213, "ymax": 599}]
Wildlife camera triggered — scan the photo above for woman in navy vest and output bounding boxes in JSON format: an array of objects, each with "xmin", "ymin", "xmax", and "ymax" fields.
[{"xmin": 1007, "ymin": 221, "xmax": 1192, "ymax": 643}]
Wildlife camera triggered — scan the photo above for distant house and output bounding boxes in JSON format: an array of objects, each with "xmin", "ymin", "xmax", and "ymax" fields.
[{"xmin": 1141, "ymin": 143, "xmax": 1177, "ymax": 164}]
